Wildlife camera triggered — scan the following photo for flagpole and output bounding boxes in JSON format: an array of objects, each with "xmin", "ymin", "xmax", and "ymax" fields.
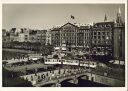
[
  {"xmin": 70, "ymin": 15, "xmax": 76, "ymax": 24},
  {"xmin": 104, "ymin": 14, "xmax": 107, "ymax": 22}
]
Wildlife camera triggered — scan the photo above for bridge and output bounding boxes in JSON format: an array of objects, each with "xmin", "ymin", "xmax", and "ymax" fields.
[
  {"xmin": 34, "ymin": 70, "xmax": 86, "ymax": 87},
  {"xmin": 28, "ymin": 67, "xmax": 125, "ymax": 87}
]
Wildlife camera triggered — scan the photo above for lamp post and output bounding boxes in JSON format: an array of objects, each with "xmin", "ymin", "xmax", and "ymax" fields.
[
  {"xmin": 105, "ymin": 36, "xmax": 109, "ymax": 56},
  {"xmin": 88, "ymin": 45, "xmax": 91, "ymax": 73},
  {"xmin": 105, "ymin": 36, "xmax": 109, "ymax": 75},
  {"xmin": 118, "ymin": 30, "xmax": 121, "ymax": 70}
]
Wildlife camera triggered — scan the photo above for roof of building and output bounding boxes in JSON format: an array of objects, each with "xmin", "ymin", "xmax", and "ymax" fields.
[
  {"xmin": 60, "ymin": 22, "xmax": 79, "ymax": 29},
  {"xmin": 10, "ymin": 28, "xmax": 16, "ymax": 33},
  {"xmin": 6, "ymin": 32, "xmax": 10, "ymax": 36},
  {"xmin": 79, "ymin": 26, "xmax": 90, "ymax": 30},
  {"xmin": 51, "ymin": 22, "xmax": 80, "ymax": 31},
  {"xmin": 36, "ymin": 30, "xmax": 47, "ymax": 34},
  {"xmin": 29, "ymin": 30, "xmax": 37, "ymax": 35},
  {"xmin": 51, "ymin": 27, "xmax": 60, "ymax": 31},
  {"xmin": 93, "ymin": 21, "xmax": 114, "ymax": 28}
]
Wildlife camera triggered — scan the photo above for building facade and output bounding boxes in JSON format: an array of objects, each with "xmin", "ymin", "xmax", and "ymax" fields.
[
  {"xmin": 50, "ymin": 14, "xmax": 125, "ymax": 60},
  {"xmin": 10, "ymin": 28, "xmax": 19, "ymax": 42},
  {"xmin": 79, "ymin": 26, "xmax": 92, "ymax": 48},
  {"xmin": 60, "ymin": 23, "xmax": 79, "ymax": 47},
  {"xmin": 113, "ymin": 10, "xmax": 125, "ymax": 61},
  {"xmin": 18, "ymin": 28, "xmax": 29, "ymax": 42},
  {"xmin": 36, "ymin": 30, "xmax": 47, "ymax": 44},
  {"xmin": 2, "ymin": 29, "xmax": 7, "ymax": 42},
  {"xmin": 91, "ymin": 22, "xmax": 114, "ymax": 56},
  {"xmin": 2, "ymin": 28, "xmax": 47, "ymax": 45},
  {"xmin": 46, "ymin": 29, "xmax": 51, "ymax": 45},
  {"xmin": 51, "ymin": 23, "xmax": 92, "ymax": 50},
  {"xmin": 51, "ymin": 27, "xmax": 60, "ymax": 47}
]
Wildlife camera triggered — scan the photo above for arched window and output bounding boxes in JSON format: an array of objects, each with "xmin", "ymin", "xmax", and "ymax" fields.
[{"xmin": 41, "ymin": 74, "xmax": 45, "ymax": 79}]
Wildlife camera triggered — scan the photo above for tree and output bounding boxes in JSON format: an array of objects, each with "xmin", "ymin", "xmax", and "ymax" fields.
[
  {"xmin": 53, "ymin": 55, "xmax": 59, "ymax": 59},
  {"xmin": 2, "ymin": 68, "xmax": 33, "ymax": 87}
]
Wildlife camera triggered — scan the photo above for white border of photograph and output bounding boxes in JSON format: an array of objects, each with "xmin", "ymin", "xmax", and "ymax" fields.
[{"xmin": 0, "ymin": 0, "xmax": 127, "ymax": 91}]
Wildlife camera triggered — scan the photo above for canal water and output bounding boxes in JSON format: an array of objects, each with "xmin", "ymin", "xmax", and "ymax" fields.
[{"xmin": 42, "ymin": 78, "xmax": 110, "ymax": 87}]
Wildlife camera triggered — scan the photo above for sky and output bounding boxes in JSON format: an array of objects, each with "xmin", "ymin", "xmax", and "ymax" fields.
[{"xmin": 2, "ymin": 4, "xmax": 125, "ymax": 30}]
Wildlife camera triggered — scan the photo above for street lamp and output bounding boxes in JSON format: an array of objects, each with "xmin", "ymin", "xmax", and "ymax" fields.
[{"xmin": 105, "ymin": 36, "xmax": 109, "ymax": 55}]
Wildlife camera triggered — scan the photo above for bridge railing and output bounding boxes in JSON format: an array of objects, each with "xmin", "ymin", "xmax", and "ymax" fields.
[{"xmin": 35, "ymin": 69, "xmax": 88, "ymax": 85}]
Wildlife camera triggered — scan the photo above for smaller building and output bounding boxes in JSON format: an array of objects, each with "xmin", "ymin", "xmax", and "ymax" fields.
[
  {"xmin": 36, "ymin": 30, "xmax": 47, "ymax": 44},
  {"xmin": 46, "ymin": 29, "xmax": 51, "ymax": 45},
  {"xmin": 29, "ymin": 30, "xmax": 38, "ymax": 43},
  {"xmin": 9, "ymin": 28, "xmax": 19, "ymax": 42},
  {"xmin": 92, "ymin": 22, "xmax": 114, "ymax": 56},
  {"xmin": 18, "ymin": 28, "xmax": 29, "ymax": 42},
  {"xmin": 51, "ymin": 27, "xmax": 60, "ymax": 47},
  {"xmin": 2, "ymin": 29, "xmax": 10, "ymax": 43}
]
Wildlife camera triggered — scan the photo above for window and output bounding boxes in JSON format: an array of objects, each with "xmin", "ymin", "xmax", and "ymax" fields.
[
  {"xmin": 102, "ymin": 36, "xmax": 105, "ymax": 39},
  {"xmin": 94, "ymin": 36, "xmax": 96, "ymax": 39},
  {"xmin": 98, "ymin": 36, "xmax": 101, "ymax": 39},
  {"xmin": 25, "ymin": 35, "xmax": 28, "ymax": 37},
  {"xmin": 94, "ymin": 32, "xmax": 96, "ymax": 35},
  {"xmin": 41, "ymin": 74, "xmax": 45, "ymax": 79},
  {"xmin": 102, "ymin": 32, "xmax": 105, "ymax": 35},
  {"xmin": 98, "ymin": 32, "xmax": 100, "ymax": 35}
]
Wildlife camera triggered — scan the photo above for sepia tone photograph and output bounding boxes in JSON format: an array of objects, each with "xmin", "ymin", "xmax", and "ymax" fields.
[{"xmin": 2, "ymin": 4, "xmax": 125, "ymax": 87}]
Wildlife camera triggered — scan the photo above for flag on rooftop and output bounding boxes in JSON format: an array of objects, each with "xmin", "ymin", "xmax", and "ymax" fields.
[{"xmin": 71, "ymin": 15, "xmax": 75, "ymax": 19}]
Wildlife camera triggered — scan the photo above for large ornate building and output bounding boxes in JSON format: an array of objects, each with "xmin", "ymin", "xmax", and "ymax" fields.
[
  {"xmin": 60, "ymin": 23, "xmax": 79, "ymax": 47},
  {"xmin": 51, "ymin": 23, "xmax": 92, "ymax": 51},
  {"xmin": 50, "ymin": 9, "xmax": 125, "ymax": 61}
]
